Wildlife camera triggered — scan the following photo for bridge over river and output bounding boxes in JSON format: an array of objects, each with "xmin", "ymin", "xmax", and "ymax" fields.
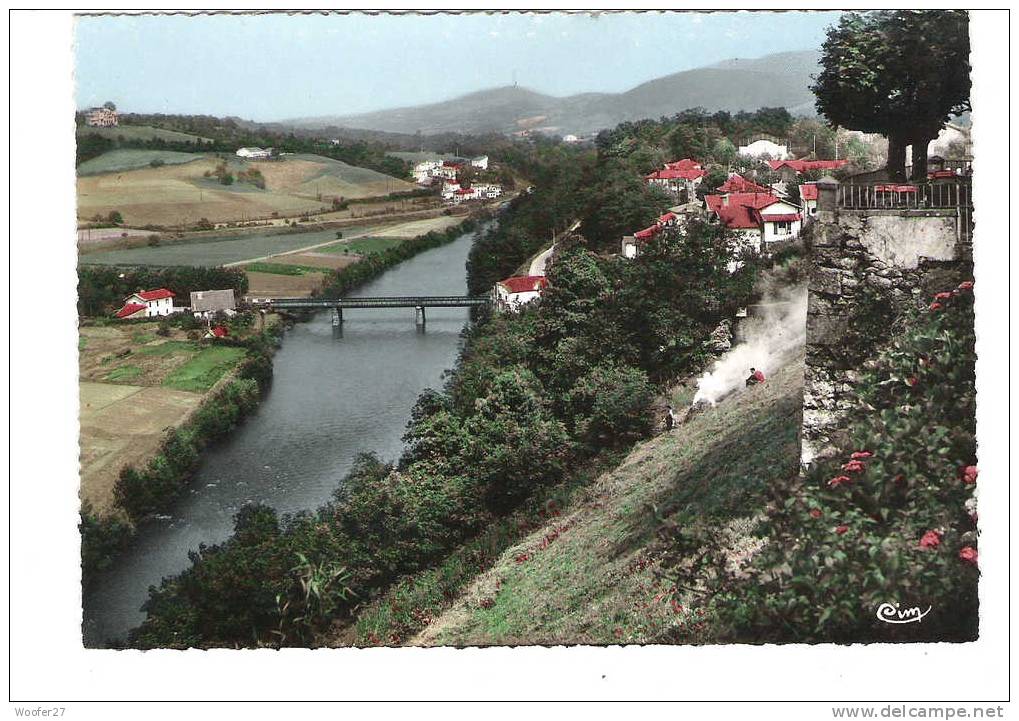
[{"xmin": 255, "ymin": 295, "xmax": 491, "ymax": 325}]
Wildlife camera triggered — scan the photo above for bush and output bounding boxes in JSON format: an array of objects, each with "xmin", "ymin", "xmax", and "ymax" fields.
[
  {"xmin": 711, "ymin": 280, "xmax": 978, "ymax": 643},
  {"xmin": 565, "ymin": 363, "xmax": 655, "ymax": 449}
]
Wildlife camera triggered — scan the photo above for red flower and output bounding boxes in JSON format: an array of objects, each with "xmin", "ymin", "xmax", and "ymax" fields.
[
  {"xmin": 809, "ymin": 508, "xmax": 823, "ymax": 519},
  {"xmin": 906, "ymin": 376, "xmax": 919, "ymax": 387},
  {"xmin": 929, "ymin": 302, "xmax": 943, "ymax": 312},
  {"xmin": 958, "ymin": 546, "xmax": 978, "ymax": 567},
  {"xmin": 919, "ymin": 530, "xmax": 942, "ymax": 549},
  {"xmin": 850, "ymin": 451, "xmax": 873, "ymax": 460},
  {"xmin": 962, "ymin": 465, "xmax": 978, "ymax": 485},
  {"xmin": 842, "ymin": 460, "xmax": 866, "ymax": 473},
  {"xmin": 958, "ymin": 280, "xmax": 974, "ymax": 291},
  {"xmin": 835, "ymin": 525, "xmax": 849, "ymax": 535},
  {"xmin": 828, "ymin": 475, "xmax": 852, "ymax": 488},
  {"xmin": 933, "ymin": 291, "xmax": 953, "ymax": 301}
]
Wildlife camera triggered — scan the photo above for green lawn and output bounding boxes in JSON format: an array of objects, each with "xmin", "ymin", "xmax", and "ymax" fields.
[
  {"xmin": 244, "ymin": 262, "xmax": 326, "ymax": 276},
  {"xmin": 106, "ymin": 365, "xmax": 143, "ymax": 383},
  {"xmin": 322, "ymin": 236, "xmax": 405, "ymax": 256},
  {"xmin": 162, "ymin": 346, "xmax": 246, "ymax": 393},
  {"xmin": 76, "ymin": 148, "xmax": 208, "ymax": 176}
]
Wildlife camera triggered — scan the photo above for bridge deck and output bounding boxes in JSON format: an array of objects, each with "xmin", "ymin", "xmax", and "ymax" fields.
[{"xmin": 261, "ymin": 295, "xmax": 490, "ymax": 309}]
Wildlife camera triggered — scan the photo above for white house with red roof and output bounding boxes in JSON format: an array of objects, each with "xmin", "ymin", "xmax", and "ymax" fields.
[
  {"xmin": 494, "ymin": 275, "xmax": 549, "ymax": 311},
  {"xmin": 645, "ymin": 159, "xmax": 706, "ymax": 200},
  {"xmin": 738, "ymin": 138, "xmax": 790, "ymax": 159},
  {"xmin": 620, "ymin": 211, "xmax": 681, "ymax": 259},
  {"xmin": 717, "ymin": 173, "xmax": 773, "ymax": 195},
  {"xmin": 704, "ymin": 191, "xmax": 802, "ymax": 251},
  {"xmin": 767, "ymin": 158, "xmax": 848, "ymax": 181},
  {"xmin": 799, "ymin": 183, "xmax": 819, "ymax": 218},
  {"xmin": 114, "ymin": 288, "xmax": 179, "ymax": 319}
]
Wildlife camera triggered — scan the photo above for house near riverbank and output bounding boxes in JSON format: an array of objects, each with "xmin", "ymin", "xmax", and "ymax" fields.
[
  {"xmin": 114, "ymin": 288, "xmax": 180, "ymax": 319},
  {"xmin": 190, "ymin": 289, "xmax": 237, "ymax": 319},
  {"xmin": 494, "ymin": 275, "xmax": 549, "ymax": 311}
]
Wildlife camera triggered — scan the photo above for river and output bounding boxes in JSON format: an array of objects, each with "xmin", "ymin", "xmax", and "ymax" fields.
[{"xmin": 82, "ymin": 226, "xmax": 484, "ymax": 647}]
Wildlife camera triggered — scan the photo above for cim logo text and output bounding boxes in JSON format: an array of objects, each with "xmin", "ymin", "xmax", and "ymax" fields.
[{"xmin": 875, "ymin": 602, "xmax": 932, "ymax": 625}]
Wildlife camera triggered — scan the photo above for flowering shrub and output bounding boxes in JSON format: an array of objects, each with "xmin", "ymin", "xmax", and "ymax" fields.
[{"xmin": 714, "ymin": 280, "xmax": 978, "ymax": 642}]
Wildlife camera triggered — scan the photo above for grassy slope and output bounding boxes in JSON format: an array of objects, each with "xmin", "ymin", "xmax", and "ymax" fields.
[
  {"xmin": 414, "ymin": 356, "xmax": 804, "ymax": 646},
  {"xmin": 76, "ymin": 124, "xmax": 212, "ymax": 144},
  {"xmin": 77, "ymin": 149, "xmax": 208, "ymax": 176}
]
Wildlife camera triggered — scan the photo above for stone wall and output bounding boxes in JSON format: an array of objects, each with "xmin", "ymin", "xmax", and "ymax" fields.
[{"xmin": 801, "ymin": 180, "xmax": 973, "ymax": 465}]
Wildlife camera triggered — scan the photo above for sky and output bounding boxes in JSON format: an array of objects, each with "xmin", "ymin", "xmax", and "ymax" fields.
[{"xmin": 75, "ymin": 11, "xmax": 841, "ymax": 122}]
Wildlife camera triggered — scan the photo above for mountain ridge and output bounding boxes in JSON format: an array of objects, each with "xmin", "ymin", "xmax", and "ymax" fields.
[{"xmin": 287, "ymin": 49, "xmax": 821, "ymax": 136}]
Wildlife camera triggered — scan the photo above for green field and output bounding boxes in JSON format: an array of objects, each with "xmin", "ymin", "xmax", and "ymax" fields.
[
  {"xmin": 77, "ymin": 124, "xmax": 212, "ymax": 145},
  {"xmin": 322, "ymin": 236, "xmax": 405, "ymax": 255},
  {"xmin": 79, "ymin": 225, "xmax": 371, "ymax": 267},
  {"xmin": 162, "ymin": 346, "xmax": 246, "ymax": 393},
  {"xmin": 105, "ymin": 365, "xmax": 144, "ymax": 382},
  {"xmin": 77, "ymin": 149, "xmax": 208, "ymax": 176},
  {"xmin": 244, "ymin": 262, "xmax": 325, "ymax": 276}
]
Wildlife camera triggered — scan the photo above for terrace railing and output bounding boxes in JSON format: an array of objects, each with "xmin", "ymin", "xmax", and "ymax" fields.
[{"xmin": 837, "ymin": 179, "xmax": 973, "ymax": 244}]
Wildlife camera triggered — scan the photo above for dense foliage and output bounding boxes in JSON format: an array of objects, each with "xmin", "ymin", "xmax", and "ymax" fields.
[
  {"xmin": 77, "ymin": 266, "xmax": 249, "ymax": 318},
  {"xmin": 709, "ymin": 280, "xmax": 978, "ymax": 642},
  {"xmin": 127, "ymin": 201, "xmax": 755, "ymax": 648},
  {"xmin": 813, "ymin": 10, "xmax": 970, "ymax": 179}
]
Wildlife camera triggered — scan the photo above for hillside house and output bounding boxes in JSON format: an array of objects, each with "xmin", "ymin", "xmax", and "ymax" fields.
[
  {"xmin": 470, "ymin": 156, "xmax": 489, "ymax": 170},
  {"xmin": 434, "ymin": 163, "xmax": 460, "ymax": 181},
  {"xmin": 704, "ymin": 192, "xmax": 802, "ymax": 251},
  {"xmin": 494, "ymin": 275, "xmax": 549, "ymax": 311},
  {"xmin": 799, "ymin": 183, "xmax": 819, "ymax": 218},
  {"xmin": 413, "ymin": 160, "xmax": 443, "ymax": 183},
  {"xmin": 85, "ymin": 106, "xmax": 119, "ymax": 127},
  {"xmin": 236, "ymin": 147, "xmax": 273, "ymax": 160},
  {"xmin": 646, "ymin": 159, "xmax": 706, "ymax": 201},
  {"xmin": 562, "ymin": 134, "xmax": 579, "ymax": 143},
  {"xmin": 621, "ymin": 210, "xmax": 681, "ymax": 259},
  {"xmin": 738, "ymin": 138, "xmax": 789, "ymax": 159},
  {"xmin": 473, "ymin": 183, "xmax": 503, "ymax": 199},
  {"xmin": 114, "ymin": 289, "xmax": 178, "ymax": 319},
  {"xmin": 190, "ymin": 289, "xmax": 237, "ymax": 319},
  {"xmin": 717, "ymin": 173, "xmax": 773, "ymax": 194},
  {"xmin": 767, "ymin": 158, "xmax": 848, "ymax": 181},
  {"xmin": 441, "ymin": 180, "xmax": 462, "ymax": 200}
]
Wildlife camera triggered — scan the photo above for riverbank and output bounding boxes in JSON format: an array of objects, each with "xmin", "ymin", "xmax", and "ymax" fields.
[{"xmin": 82, "ymin": 223, "xmax": 492, "ymax": 644}]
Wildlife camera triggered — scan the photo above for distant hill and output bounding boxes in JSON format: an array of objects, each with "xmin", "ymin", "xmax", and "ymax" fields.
[{"xmin": 287, "ymin": 50, "xmax": 821, "ymax": 136}]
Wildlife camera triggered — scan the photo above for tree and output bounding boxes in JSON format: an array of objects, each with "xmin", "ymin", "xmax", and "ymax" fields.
[
  {"xmin": 813, "ymin": 11, "xmax": 970, "ymax": 180},
  {"xmin": 579, "ymin": 160, "xmax": 671, "ymax": 253},
  {"xmin": 103, "ymin": 100, "xmax": 117, "ymax": 111}
]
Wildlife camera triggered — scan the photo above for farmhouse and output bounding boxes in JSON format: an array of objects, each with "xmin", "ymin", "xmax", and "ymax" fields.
[
  {"xmin": 190, "ymin": 289, "xmax": 237, "ymax": 319},
  {"xmin": 114, "ymin": 288, "xmax": 178, "ymax": 319},
  {"xmin": 645, "ymin": 159, "xmax": 706, "ymax": 201},
  {"xmin": 704, "ymin": 192, "xmax": 802, "ymax": 251},
  {"xmin": 85, "ymin": 106, "xmax": 119, "ymax": 127},
  {"xmin": 494, "ymin": 275, "xmax": 549, "ymax": 311},
  {"xmin": 236, "ymin": 147, "xmax": 273, "ymax": 160}
]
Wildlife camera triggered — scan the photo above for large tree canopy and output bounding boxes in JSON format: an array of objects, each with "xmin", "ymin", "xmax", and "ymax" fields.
[{"xmin": 813, "ymin": 10, "xmax": 970, "ymax": 180}]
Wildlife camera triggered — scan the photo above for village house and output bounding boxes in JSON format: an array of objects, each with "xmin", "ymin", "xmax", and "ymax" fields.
[
  {"xmin": 738, "ymin": 137, "xmax": 789, "ymax": 159},
  {"xmin": 472, "ymin": 183, "xmax": 503, "ymax": 199},
  {"xmin": 620, "ymin": 210, "xmax": 682, "ymax": 259},
  {"xmin": 470, "ymin": 156, "xmax": 489, "ymax": 171},
  {"xmin": 704, "ymin": 191, "xmax": 802, "ymax": 252},
  {"xmin": 114, "ymin": 288, "xmax": 179, "ymax": 319},
  {"xmin": 717, "ymin": 173, "xmax": 773, "ymax": 194},
  {"xmin": 440, "ymin": 179, "xmax": 462, "ymax": 200},
  {"xmin": 235, "ymin": 147, "xmax": 273, "ymax": 160},
  {"xmin": 412, "ymin": 160, "xmax": 443, "ymax": 183},
  {"xmin": 767, "ymin": 158, "xmax": 848, "ymax": 182},
  {"xmin": 493, "ymin": 275, "xmax": 549, "ymax": 311},
  {"xmin": 85, "ymin": 106, "xmax": 119, "ymax": 127},
  {"xmin": 433, "ymin": 162, "xmax": 461, "ymax": 181},
  {"xmin": 190, "ymin": 289, "xmax": 237, "ymax": 319},
  {"xmin": 799, "ymin": 183, "xmax": 819, "ymax": 218},
  {"xmin": 645, "ymin": 159, "xmax": 706, "ymax": 201}
]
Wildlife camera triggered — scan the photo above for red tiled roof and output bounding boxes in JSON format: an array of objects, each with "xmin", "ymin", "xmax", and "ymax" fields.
[
  {"xmin": 705, "ymin": 192, "xmax": 782, "ymax": 230},
  {"xmin": 799, "ymin": 183, "xmax": 819, "ymax": 201},
  {"xmin": 758, "ymin": 213, "xmax": 802, "ymax": 223},
  {"xmin": 633, "ymin": 225, "xmax": 661, "ymax": 240},
  {"xmin": 665, "ymin": 159, "xmax": 702, "ymax": 171},
  {"xmin": 135, "ymin": 288, "xmax": 175, "ymax": 301},
  {"xmin": 647, "ymin": 166, "xmax": 706, "ymax": 181},
  {"xmin": 115, "ymin": 303, "xmax": 146, "ymax": 319},
  {"xmin": 498, "ymin": 275, "xmax": 549, "ymax": 294},
  {"xmin": 719, "ymin": 174, "xmax": 771, "ymax": 194},
  {"xmin": 658, "ymin": 211, "xmax": 677, "ymax": 224},
  {"xmin": 928, "ymin": 170, "xmax": 958, "ymax": 179},
  {"xmin": 211, "ymin": 326, "xmax": 228, "ymax": 337},
  {"xmin": 768, "ymin": 159, "xmax": 848, "ymax": 173}
]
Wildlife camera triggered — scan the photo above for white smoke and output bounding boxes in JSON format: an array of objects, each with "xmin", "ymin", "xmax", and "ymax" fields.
[{"xmin": 693, "ymin": 285, "xmax": 807, "ymax": 406}]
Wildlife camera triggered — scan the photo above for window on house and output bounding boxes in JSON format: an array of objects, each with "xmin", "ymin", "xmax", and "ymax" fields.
[{"xmin": 775, "ymin": 221, "xmax": 791, "ymax": 235}]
